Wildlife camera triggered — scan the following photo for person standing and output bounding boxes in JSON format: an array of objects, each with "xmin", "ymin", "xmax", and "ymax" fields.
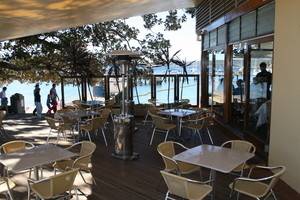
[
  {"xmin": 0, "ymin": 87, "xmax": 8, "ymax": 107},
  {"xmin": 50, "ymin": 84, "xmax": 59, "ymax": 113},
  {"xmin": 34, "ymin": 84, "xmax": 42, "ymax": 118},
  {"xmin": 255, "ymin": 62, "xmax": 272, "ymax": 99},
  {"xmin": 46, "ymin": 92, "xmax": 52, "ymax": 114}
]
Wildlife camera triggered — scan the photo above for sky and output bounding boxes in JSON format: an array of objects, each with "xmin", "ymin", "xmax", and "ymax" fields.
[{"xmin": 125, "ymin": 11, "xmax": 201, "ymax": 62}]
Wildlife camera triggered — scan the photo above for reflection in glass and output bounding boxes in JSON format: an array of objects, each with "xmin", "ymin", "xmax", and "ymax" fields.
[
  {"xmin": 63, "ymin": 78, "xmax": 82, "ymax": 105},
  {"xmin": 208, "ymin": 51, "xmax": 225, "ymax": 115},
  {"xmin": 109, "ymin": 77, "xmax": 127, "ymax": 103},
  {"xmin": 156, "ymin": 76, "xmax": 174, "ymax": 104},
  {"xmin": 247, "ymin": 42, "xmax": 273, "ymax": 142},
  {"xmin": 231, "ymin": 44, "xmax": 245, "ymax": 127},
  {"xmin": 133, "ymin": 77, "xmax": 151, "ymax": 104},
  {"xmin": 179, "ymin": 76, "xmax": 198, "ymax": 105},
  {"xmin": 87, "ymin": 78, "xmax": 105, "ymax": 101}
]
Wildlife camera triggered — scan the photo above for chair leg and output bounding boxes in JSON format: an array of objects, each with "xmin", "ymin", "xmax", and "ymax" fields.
[
  {"xmin": 271, "ymin": 189, "xmax": 278, "ymax": 200},
  {"xmin": 143, "ymin": 112, "xmax": 149, "ymax": 125},
  {"xmin": 164, "ymin": 130, "xmax": 169, "ymax": 142},
  {"xmin": 74, "ymin": 187, "xmax": 79, "ymax": 200},
  {"xmin": 179, "ymin": 119, "xmax": 182, "ymax": 136},
  {"xmin": 46, "ymin": 129, "xmax": 52, "ymax": 143},
  {"xmin": 87, "ymin": 131, "xmax": 92, "ymax": 142},
  {"xmin": 79, "ymin": 170, "xmax": 88, "ymax": 184},
  {"xmin": 27, "ymin": 184, "xmax": 31, "ymax": 200},
  {"xmin": 149, "ymin": 128, "xmax": 156, "ymax": 145},
  {"xmin": 165, "ymin": 191, "xmax": 170, "ymax": 200},
  {"xmin": 196, "ymin": 129, "xmax": 203, "ymax": 144},
  {"xmin": 56, "ymin": 131, "xmax": 61, "ymax": 145},
  {"xmin": 206, "ymin": 127, "xmax": 214, "ymax": 144},
  {"xmin": 29, "ymin": 168, "xmax": 32, "ymax": 179},
  {"xmin": 101, "ymin": 128, "xmax": 108, "ymax": 146},
  {"xmin": 89, "ymin": 170, "xmax": 97, "ymax": 185},
  {"xmin": 7, "ymin": 188, "xmax": 14, "ymax": 200},
  {"xmin": 236, "ymin": 192, "xmax": 240, "ymax": 200}
]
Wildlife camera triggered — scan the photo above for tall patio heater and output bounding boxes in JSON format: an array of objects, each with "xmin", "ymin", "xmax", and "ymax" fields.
[{"xmin": 110, "ymin": 50, "xmax": 139, "ymax": 160}]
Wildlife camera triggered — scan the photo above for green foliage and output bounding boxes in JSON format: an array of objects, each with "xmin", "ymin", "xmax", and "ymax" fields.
[{"xmin": 0, "ymin": 8, "xmax": 196, "ymax": 84}]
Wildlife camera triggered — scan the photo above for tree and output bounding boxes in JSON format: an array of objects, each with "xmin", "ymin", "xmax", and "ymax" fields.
[{"xmin": 172, "ymin": 58, "xmax": 195, "ymax": 99}]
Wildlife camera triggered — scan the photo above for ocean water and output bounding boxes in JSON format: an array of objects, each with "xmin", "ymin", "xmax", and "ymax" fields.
[{"xmin": 2, "ymin": 65, "xmax": 201, "ymax": 113}]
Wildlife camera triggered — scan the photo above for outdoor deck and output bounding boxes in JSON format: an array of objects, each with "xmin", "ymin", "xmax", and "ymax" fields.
[{"xmin": 1, "ymin": 114, "xmax": 299, "ymax": 200}]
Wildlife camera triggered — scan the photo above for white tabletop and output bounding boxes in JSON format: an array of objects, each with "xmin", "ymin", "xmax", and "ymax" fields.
[
  {"xmin": 173, "ymin": 145, "xmax": 254, "ymax": 173},
  {"xmin": 0, "ymin": 144, "xmax": 76, "ymax": 172},
  {"xmin": 160, "ymin": 109, "xmax": 197, "ymax": 118}
]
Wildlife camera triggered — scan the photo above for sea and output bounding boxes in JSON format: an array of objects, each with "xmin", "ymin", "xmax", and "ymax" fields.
[{"xmin": 2, "ymin": 64, "xmax": 201, "ymax": 113}]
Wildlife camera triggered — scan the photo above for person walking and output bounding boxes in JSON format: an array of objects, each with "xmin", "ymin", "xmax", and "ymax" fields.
[
  {"xmin": 50, "ymin": 84, "xmax": 59, "ymax": 113},
  {"xmin": 33, "ymin": 84, "xmax": 43, "ymax": 118},
  {"xmin": 46, "ymin": 92, "xmax": 52, "ymax": 114}
]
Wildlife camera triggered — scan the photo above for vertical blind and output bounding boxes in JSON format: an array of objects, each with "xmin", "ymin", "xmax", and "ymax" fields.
[
  {"xmin": 229, "ymin": 18, "xmax": 240, "ymax": 43},
  {"xmin": 209, "ymin": 30, "xmax": 217, "ymax": 47},
  {"xmin": 241, "ymin": 11, "xmax": 256, "ymax": 39},
  {"xmin": 257, "ymin": 2, "xmax": 275, "ymax": 35},
  {"xmin": 217, "ymin": 25, "xmax": 226, "ymax": 45}
]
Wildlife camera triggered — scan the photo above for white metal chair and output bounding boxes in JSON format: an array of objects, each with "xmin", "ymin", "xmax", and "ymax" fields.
[
  {"xmin": 0, "ymin": 140, "xmax": 36, "ymax": 178},
  {"xmin": 221, "ymin": 140, "xmax": 256, "ymax": 176},
  {"xmin": 229, "ymin": 165, "xmax": 286, "ymax": 200},
  {"xmin": 149, "ymin": 112, "xmax": 176, "ymax": 146},
  {"xmin": 53, "ymin": 141, "xmax": 97, "ymax": 184},
  {"xmin": 27, "ymin": 168, "xmax": 79, "ymax": 200},
  {"xmin": 160, "ymin": 170, "xmax": 212, "ymax": 200}
]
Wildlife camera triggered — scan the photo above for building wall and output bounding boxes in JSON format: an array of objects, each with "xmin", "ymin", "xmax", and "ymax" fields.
[{"xmin": 269, "ymin": 0, "xmax": 300, "ymax": 192}]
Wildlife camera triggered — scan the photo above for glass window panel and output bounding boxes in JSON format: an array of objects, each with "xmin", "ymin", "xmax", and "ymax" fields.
[
  {"xmin": 208, "ymin": 53, "xmax": 213, "ymax": 102},
  {"xmin": 203, "ymin": 33, "xmax": 210, "ymax": 49},
  {"xmin": 155, "ymin": 76, "xmax": 175, "ymax": 104},
  {"xmin": 179, "ymin": 76, "xmax": 198, "ymax": 105},
  {"xmin": 109, "ymin": 76, "xmax": 127, "ymax": 103},
  {"xmin": 231, "ymin": 44, "xmax": 246, "ymax": 129},
  {"xmin": 63, "ymin": 78, "xmax": 82, "ymax": 105},
  {"xmin": 210, "ymin": 30, "xmax": 217, "ymax": 47},
  {"xmin": 241, "ymin": 11, "xmax": 256, "ymax": 39},
  {"xmin": 260, "ymin": 41, "xmax": 273, "ymax": 50},
  {"xmin": 257, "ymin": 2, "xmax": 275, "ymax": 35},
  {"xmin": 87, "ymin": 78, "xmax": 105, "ymax": 102},
  {"xmin": 229, "ymin": 18, "xmax": 240, "ymax": 42},
  {"xmin": 133, "ymin": 77, "xmax": 152, "ymax": 104},
  {"xmin": 217, "ymin": 25, "xmax": 226, "ymax": 45},
  {"xmin": 208, "ymin": 51, "xmax": 225, "ymax": 116},
  {"xmin": 212, "ymin": 51, "xmax": 225, "ymax": 115},
  {"xmin": 248, "ymin": 43, "xmax": 273, "ymax": 143}
]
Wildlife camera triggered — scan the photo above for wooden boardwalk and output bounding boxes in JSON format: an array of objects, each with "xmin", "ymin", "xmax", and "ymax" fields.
[{"xmin": 1, "ymin": 114, "xmax": 299, "ymax": 200}]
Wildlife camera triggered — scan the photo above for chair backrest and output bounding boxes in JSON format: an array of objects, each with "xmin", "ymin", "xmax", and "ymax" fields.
[
  {"xmin": 74, "ymin": 141, "xmax": 96, "ymax": 169},
  {"xmin": 31, "ymin": 168, "xmax": 79, "ymax": 199},
  {"xmin": 160, "ymin": 170, "xmax": 190, "ymax": 199},
  {"xmin": 92, "ymin": 117, "xmax": 106, "ymax": 130},
  {"xmin": 1, "ymin": 140, "xmax": 34, "ymax": 154},
  {"xmin": 264, "ymin": 166, "xmax": 286, "ymax": 196},
  {"xmin": 157, "ymin": 142, "xmax": 177, "ymax": 172},
  {"xmin": 221, "ymin": 140, "xmax": 256, "ymax": 154},
  {"xmin": 51, "ymin": 168, "xmax": 78, "ymax": 197},
  {"xmin": 79, "ymin": 141, "xmax": 96, "ymax": 156},
  {"xmin": 45, "ymin": 116, "xmax": 59, "ymax": 129},
  {"xmin": 149, "ymin": 112, "xmax": 170, "ymax": 129}
]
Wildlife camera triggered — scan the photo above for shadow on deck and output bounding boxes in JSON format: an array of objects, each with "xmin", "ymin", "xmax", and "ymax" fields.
[{"xmin": 0, "ymin": 114, "xmax": 299, "ymax": 200}]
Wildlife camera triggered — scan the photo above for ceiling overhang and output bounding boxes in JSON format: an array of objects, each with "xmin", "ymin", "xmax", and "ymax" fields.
[{"xmin": 0, "ymin": 0, "xmax": 201, "ymax": 41}]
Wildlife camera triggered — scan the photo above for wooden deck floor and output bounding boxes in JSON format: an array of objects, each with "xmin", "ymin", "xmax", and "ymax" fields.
[{"xmin": 1, "ymin": 114, "xmax": 299, "ymax": 200}]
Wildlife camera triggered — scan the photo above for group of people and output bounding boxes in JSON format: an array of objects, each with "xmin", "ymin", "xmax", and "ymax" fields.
[{"xmin": 33, "ymin": 83, "xmax": 59, "ymax": 119}]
